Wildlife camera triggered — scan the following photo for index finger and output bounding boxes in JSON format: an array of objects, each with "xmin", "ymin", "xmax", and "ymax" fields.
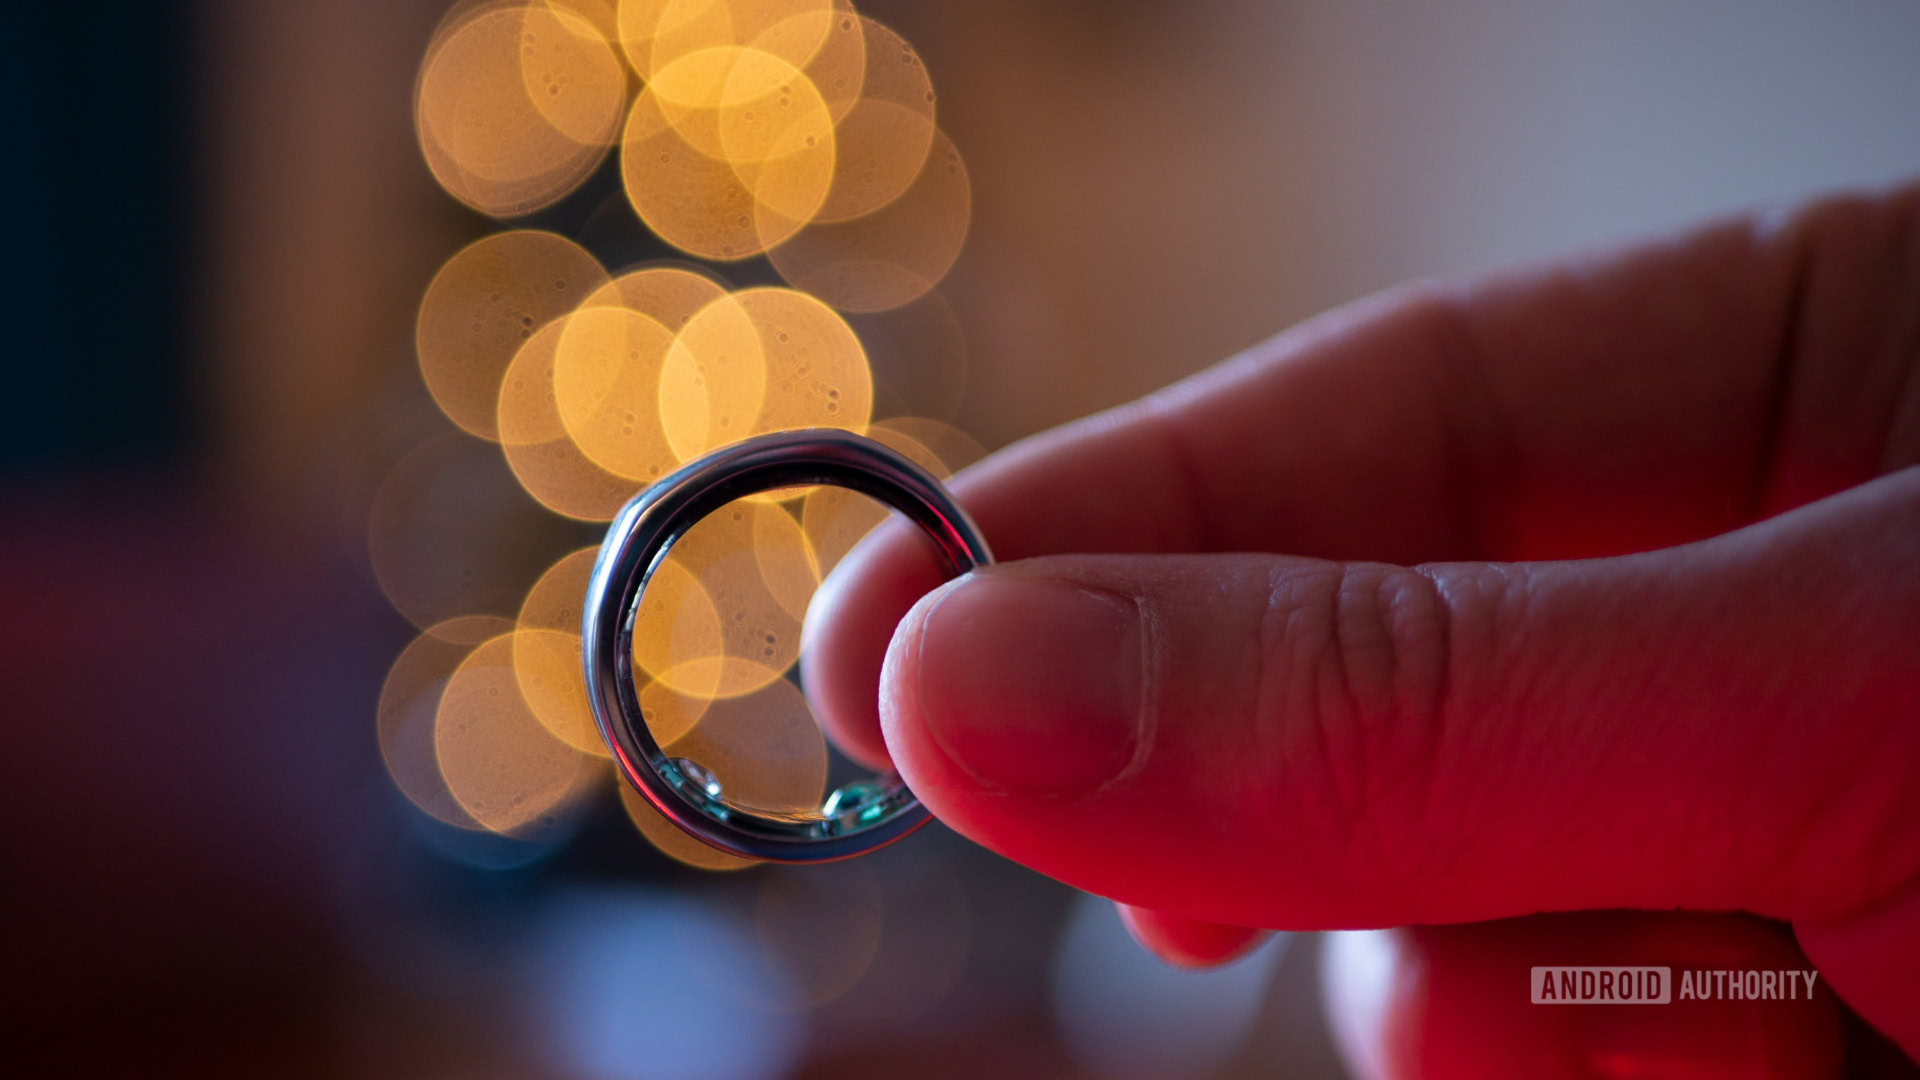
[{"xmin": 803, "ymin": 184, "xmax": 1918, "ymax": 766}]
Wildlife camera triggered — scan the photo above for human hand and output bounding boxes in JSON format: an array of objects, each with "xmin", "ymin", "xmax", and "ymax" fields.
[{"xmin": 804, "ymin": 184, "xmax": 1920, "ymax": 1076}]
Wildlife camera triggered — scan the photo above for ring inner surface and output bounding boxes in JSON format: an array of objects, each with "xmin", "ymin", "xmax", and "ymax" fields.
[{"xmin": 584, "ymin": 432, "xmax": 991, "ymax": 860}]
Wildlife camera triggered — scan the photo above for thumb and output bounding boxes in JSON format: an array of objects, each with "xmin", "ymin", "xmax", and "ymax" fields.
[{"xmin": 877, "ymin": 468, "xmax": 1920, "ymax": 1034}]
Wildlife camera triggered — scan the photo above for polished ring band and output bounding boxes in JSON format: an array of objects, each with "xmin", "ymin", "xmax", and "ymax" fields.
[{"xmin": 582, "ymin": 429, "xmax": 994, "ymax": 862}]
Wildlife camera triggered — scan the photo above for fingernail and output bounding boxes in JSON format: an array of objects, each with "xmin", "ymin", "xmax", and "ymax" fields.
[{"xmin": 909, "ymin": 573, "xmax": 1146, "ymax": 795}]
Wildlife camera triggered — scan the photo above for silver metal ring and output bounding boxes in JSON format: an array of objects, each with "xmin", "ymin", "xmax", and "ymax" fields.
[{"xmin": 582, "ymin": 429, "xmax": 994, "ymax": 862}]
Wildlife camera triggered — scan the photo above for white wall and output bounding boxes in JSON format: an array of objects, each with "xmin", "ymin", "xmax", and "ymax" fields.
[{"xmin": 920, "ymin": 0, "xmax": 1920, "ymax": 442}]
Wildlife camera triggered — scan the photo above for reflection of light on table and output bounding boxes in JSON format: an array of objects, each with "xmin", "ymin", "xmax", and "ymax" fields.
[
  {"xmin": 1051, "ymin": 893, "xmax": 1289, "ymax": 1079},
  {"xmin": 754, "ymin": 861, "xmax": 885, "ymax": 1009},
  {"xmin": 1320, "ymin": 929, "xmax": 1398, "ymax": 1080},
  {"xmin": 520, "ymin": 889, "xmax": 804, "ymax": 1080}
]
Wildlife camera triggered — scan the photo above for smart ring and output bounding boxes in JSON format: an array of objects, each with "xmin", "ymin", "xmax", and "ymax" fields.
[{"xmin": 582, "ymin": 429, "xmax": 994, "ymax": 862}]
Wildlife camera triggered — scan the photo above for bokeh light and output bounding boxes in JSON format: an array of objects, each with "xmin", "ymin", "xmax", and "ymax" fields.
[
  {"xmin": 582, "ymin": 263, "xmax": 729, "ymax": 330},
  {"xmin": 629, "ymin": 551, "xmax": 727, "ymax": 697},
  {"xmin": 619, "ymin": 782, "xmax": 759, "ymax": 871},
  {"xmin": 544, "ymin": 0, "xmax": 621, "ymax": 41},
  {"xmin": 615, "ymin": 0, "xmax": 720, "ymax": 81},
  {"xmin": 638, "ymin": 678, "xmax": 716, "ymax": 748},
  {"xmin": 497, "ymin": 318, "xmax": 639, "ymax": 520},
  {"xmin": 799, "ymin": 422, "xmax": 943, "ymax": 577},
  {"xmin": 517, "ymin": 4, "xmax": 630, "ymax": 145},
  {"xmin": 378, "ymin": 615, "xmax": 515, "ymax": 830},
  {"xmin": 753, "ymin": 1, "xmax": 865, "ymax": 123},
  {"xmin": 368, "ymin": 431, "xmax": 581, "ymax": 627},
  {"xmin": 730, "ymin": 286, "xmax": 873, "ymax": 437},
  {"xmin": 644, "ymin": 499, "xmax": 813, "ymax": 697},
  {"xmin": 620, "ymin": 49, "xmax": 836, "ymax": 260},
  {"xmin": 417, "ymin": 230, "xmax": 608, "ymax": 439},
  {"xmin": 394, "ymin": 0, "xmax": 985, "ymax": 872},
  {"xmin": 649, "ymin": 46, "xmax": 835, "ymax": 166},
  {"xmin": 514, "ymin": 547, "xmax": 615, "ymax": 755},
  {"xmin": 873, "ymin": 414, "xmax": 986, "ymax": 472},
  {"xmin": 768, "ymin": 126, "xmax": 969, "ymax": 312},
  {"xmin": 552, "ymin": 305, "xmax": 684, "ymax": 479},
  {"xmin": 659, "ymin": 293, "xmax": 771, "ymax": 460},
  {"xmin": 661, "ymin": 675, "xmax": 828, "ymax": 813},
  {"xmin": 811, "ymin": 17, "xmax": 935, "ymax": 224},
  {"xmin": 617, "ymin": 663, "xmax": 828, "ymax": 871},
  {"xmin": 416, "ymin": 3, "xmax": 628, "ymax": 217},
  {"xmin": 435, "ymin": 633, "xmax": 601, "ymax": 833},
  {"xmin": 753, "ymin": 495, "xmax": 820, "ymax": 620}
]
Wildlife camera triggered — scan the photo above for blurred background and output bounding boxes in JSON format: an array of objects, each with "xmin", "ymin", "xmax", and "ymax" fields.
[{"xmin": 4, "ymin": 1, "xmax": 1919, "ymax": 1076}]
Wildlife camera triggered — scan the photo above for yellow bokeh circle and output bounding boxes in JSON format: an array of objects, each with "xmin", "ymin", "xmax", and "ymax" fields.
[
  {"xmin": 620, "ymin": 48, "xmax": 836, "ymax": 260},
  {"xmin": 416, "ymin": 3, "xmax": 627, "ymax": 217},
  {"xmin": 417, "ymin": 230, "xmax": 607, "ymax": 440}
]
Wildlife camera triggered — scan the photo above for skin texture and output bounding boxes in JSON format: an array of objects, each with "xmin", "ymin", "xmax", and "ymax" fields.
[{"xmin": 803, "ymin": 183, "xmax": 1920, "ymax": 1076}]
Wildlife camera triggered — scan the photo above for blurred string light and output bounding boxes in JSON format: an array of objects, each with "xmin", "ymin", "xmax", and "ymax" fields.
[
  {"xmin": 513, "ymin": 546, "xmax": 616, "ymax": 755},
  {"xmin": 417, "ymin": 4, "xmax": 627, "ymax": 221},
  {"xmin": 766, "ymin": 127, "xmax": 968, "ymax": 312},
  {"xmin": 379, "ymin": 615, "xmax": 516, "ymax": 831},
  {"xmin": 435, "ymin": 633, "xmax": 604, "ymax": 832},
  {"xmin": 417, "ymin": 230, "xmax": 610, "ymax": 440},
  {"xmin": 383, "ymin": 0, "xmax": 979, "ymax": 869}
]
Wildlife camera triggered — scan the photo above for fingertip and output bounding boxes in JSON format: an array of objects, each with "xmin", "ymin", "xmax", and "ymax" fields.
[
  {"xmin": 799, "ymin": 554, "xmax": 891, "ymax": 771},
  {"xmin": 801, "ymin": 515, "xmax": 954, "ymax": 772},
  {"xmin": 872, "ymin": 571, "xmax": 968, "ymax": 791},
  {"xmin": 885, "ymin": 568, "xmax": 1146, "ymax": 798},
  {"xmin": 1116, "ymin": 903, "xmax": 1269, "ymax": 969}
]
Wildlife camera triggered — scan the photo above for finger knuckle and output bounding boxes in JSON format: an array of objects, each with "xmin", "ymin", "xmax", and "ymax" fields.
[{"xmin": 1257, "ymin": 562, "xmax": 1455, "ymax": 892}]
